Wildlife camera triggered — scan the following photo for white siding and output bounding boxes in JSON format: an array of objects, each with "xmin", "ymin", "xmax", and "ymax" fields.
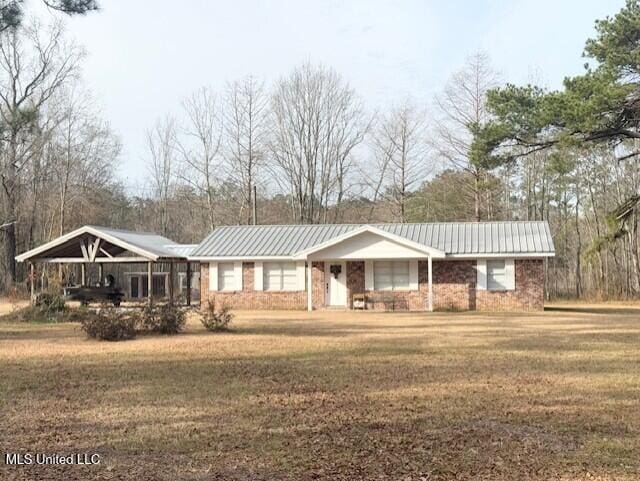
[
  {"xmin": 409, "ymin": 260, "xmax": 418, "ymax": 290},
  {"xmin": 234, "ymin": 262, "xmax": 243, "ymax": 291},
  {"xmin": 364, "ymin": 260, "xmax": 374, "ymax": 290},
  {"xmin": 296, "ymin": 261, "xmax": 306, "ymax": 290},
  {"xmin": 254, "ymin": 262, "xmax": 263, "ymax": 291},
  {"xmin": 209, "ymin": 262, "xmax": 218, "ymax": 291},
  {"xmin": 476, "ymin": 259, "xmax": 487, "ymax": 290}
]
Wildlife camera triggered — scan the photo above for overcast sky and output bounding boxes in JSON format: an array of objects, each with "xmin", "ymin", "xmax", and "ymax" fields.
[{"xmin": 54, "ymin": 0, "xmax": 624, "ymax": 188}]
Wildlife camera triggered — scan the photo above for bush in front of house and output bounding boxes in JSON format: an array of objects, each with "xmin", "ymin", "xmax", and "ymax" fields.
[
  {"xmin": 140, "ymin": 302, "xmax": 186, "ymax": 334},
  {"xmin": 200, "ymin": 302, "xmax": 234, "ymax": 332},
  {"xmin": 80, "ymin": 306, "xmax": 137, "ymax": 341},
  {"xmin": 1, "ymin": 292, "xmax": 69, "ymax": 323}
]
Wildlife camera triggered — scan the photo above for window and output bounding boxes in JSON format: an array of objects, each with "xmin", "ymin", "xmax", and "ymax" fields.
[
  {"xmin": 130, "ymin": 276, "xmax": 139, "ymax": 298},
  {"xmin": 486, "ymin": 259, "xmax": 507, "ymax": 290},
  {"xmin": 373, "ymin": 261, "xmax": 410, "ymax": 291},
  {"xmin": 264, "ymin": 262, "xmax": 298, "ymax": 291},
  {"xmin": 218, "ymin": 263, "xmax": 236, "ymax": 291}
]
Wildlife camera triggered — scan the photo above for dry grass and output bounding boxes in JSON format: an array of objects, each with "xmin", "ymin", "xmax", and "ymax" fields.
[{"xmin": 1, "ymin": 303, "xmax": 639, "ymax": 480}]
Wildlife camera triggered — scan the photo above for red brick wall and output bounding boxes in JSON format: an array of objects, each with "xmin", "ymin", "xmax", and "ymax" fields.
[
  {"xmin": 200, "ymin": 258, "xmax": 545, "ymax": 312},
  {"xmin": 201, "ymin": 262, "xmax": 306, "ymax": 310},
  {"xmin": 476, "ymin": 259, "xmax": 544, "ymax": 311},
  {"xmin": 432, "ymin": 260, "xmax": 477, "ymax": 311},
  {"xmin": 312, "ymin": 261, "xmax": 325, "ymax": 309}
]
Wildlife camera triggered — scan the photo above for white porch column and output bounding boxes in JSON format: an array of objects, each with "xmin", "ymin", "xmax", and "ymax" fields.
[
  {"xmin": 428, "ymin": 256, "xmax": 433, "ymax": 312},
  {"xmin": 307, "ymin": 261, "xmax": 313, "ymax": 311}
]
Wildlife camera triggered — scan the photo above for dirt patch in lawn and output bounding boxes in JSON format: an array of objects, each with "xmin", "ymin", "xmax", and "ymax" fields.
[{"xmin": 0, "ymin": 303, "xmax": 639, "ymax": 480}]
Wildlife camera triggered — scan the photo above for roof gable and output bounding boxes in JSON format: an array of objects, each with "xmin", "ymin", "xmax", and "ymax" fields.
[{"xmin": 293, "ymin": 225, "xmax": 446, "ymax": 259}]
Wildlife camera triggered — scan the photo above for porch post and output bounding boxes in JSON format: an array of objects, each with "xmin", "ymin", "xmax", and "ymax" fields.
[
  {"xmin": 186, "ymin": 262, "xmax": 192, "ymax": 306},
  {"xmin": 81, "ymin": 263, "xmax": 86, "ymax": 287},
  {"xmin": 428, "ymin": 256, "xmax": 433, "ymax": 312},
  {"xmin": 147, "ymin": 261, "xmax": 153, "ymax": 304},
  {"xmin": 98, "ymin": 263, "xmax": 104, "ymax": 286},
  {"xmin": 307, "ymin": 261, "xmax": 312, "ymax": 311}
]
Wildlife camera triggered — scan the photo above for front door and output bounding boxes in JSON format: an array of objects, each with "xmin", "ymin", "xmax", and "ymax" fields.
[{"xmin": 326, "ymin": 262, "xmax": 347, "ymax": 307}]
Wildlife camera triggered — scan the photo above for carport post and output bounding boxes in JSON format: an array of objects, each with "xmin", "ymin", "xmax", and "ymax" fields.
[
  {"xmin": 428, "ymin": 256, "xmax": 433, "ymax": 312},
  {"xmin": 168, "ymin": 261, "xmax": 174, "ymax": 304},
  {"xmin": 29, "ymin": 262, "xmax": 34, "ymax": 304},
  {"xmin": 147, "ymin": 262, "xmax": 153, "ymax": 304},
  {"xmin": 307, "ymin": 261, "xmax": 312, "ymax": 311},
  {"xmin": 186, "ymin": 262, "xmax": 191, "ymax": 306}
]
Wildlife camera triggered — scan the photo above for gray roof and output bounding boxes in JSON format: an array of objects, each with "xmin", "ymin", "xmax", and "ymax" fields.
[
  {"xmin": 16, "ymin": 225, "xmax": 194, "ymax": 262},
  {"xmin": 191, "ymin": 221, "xmax": 555, "ymax": 258},
  {"xmin": 85, "ymin": 226, "xmax": 188, "ymax": 258}
]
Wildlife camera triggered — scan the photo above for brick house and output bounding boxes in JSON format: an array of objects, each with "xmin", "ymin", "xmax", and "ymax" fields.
[{"xmin": 191, "ymin": 222, "xmax": 555, "ymax": 312}]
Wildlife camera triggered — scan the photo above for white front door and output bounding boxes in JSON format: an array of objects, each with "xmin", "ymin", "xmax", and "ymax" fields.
[{"xmin": 326, "ymin": 261, "xmax": 347, "ymax": 307}]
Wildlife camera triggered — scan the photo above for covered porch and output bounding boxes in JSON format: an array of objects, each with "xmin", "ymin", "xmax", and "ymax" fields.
[
  {"xmin": 16, "ymin": 226, "xmax": 199, "ymax": 306},
  {"xmin": 296, "ymin": 226, "xmax": 446, "ymax": 311}
]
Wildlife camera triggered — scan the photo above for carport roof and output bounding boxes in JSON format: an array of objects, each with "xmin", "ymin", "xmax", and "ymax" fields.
[{"xmin": 16, "ymin": 225, "xmax": 191, "ymax": 262}]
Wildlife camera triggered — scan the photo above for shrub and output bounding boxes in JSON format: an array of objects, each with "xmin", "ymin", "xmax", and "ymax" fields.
[
  {"xmin": 80, "ymin": 307, "xmax": 137, "ymax": 341},
  {"xmin": 200, "ymin": 302, "xmax": 234, "ymax": 332},
  {"xmin": 1, "ymin": 292, "xmax": 69, "ymax": 323},
  {"xmin": 140, "ymin": 302, "xmax": 186, "ymax": 334},
  {"xmin": 34, "ymin": 292, "xmax": 67, "ymax": 312}
]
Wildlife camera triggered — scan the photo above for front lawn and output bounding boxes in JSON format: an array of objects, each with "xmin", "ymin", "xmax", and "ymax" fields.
[{"xmin": 1, "ymin": 304, "xmax": 639, "ymax": 480}]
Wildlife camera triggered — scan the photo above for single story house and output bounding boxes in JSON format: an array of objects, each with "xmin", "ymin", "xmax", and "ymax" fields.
[{"xmin": 190, "ymin": 221, "xmax": 554, "ymax": 312}]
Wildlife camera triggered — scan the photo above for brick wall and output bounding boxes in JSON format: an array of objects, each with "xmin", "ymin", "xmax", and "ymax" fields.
[
  {"xmin": 476, "ymin": 259, "xmax": 544, "ymax": 311},
  {"xmin": 312, "ymin": 261, "xmax": 325, "ymax": 309},
  {"xmin": 200, "ymin": 258, "xmax": 545, "ymax": 312},
  {"xmin": 345, "ymin": 260, "xmax": 426, "ymax": 311},
  {"xmin": 201, "ymin": 262, "xmax": 306, "ymax": 310},
  {"xmin": 343, "ymin": 259, "xmax": 544, "ymax": 312},
  {"xmin": 432, "ymin": 260, "xmax": 477, "ymax": 311}
]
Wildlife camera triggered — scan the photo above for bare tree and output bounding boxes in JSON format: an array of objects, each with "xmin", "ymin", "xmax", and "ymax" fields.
[
  {"xmin": 366, "ymin": 101, "xmax": 430, "ymax": 222},
  {"xmin": 431, "ymin": 52, "xmax": 499, "ymax": 221},
  {"xmin": 0, "ymin": 19, "xmax": 82, "ymax": 288},
  {"xmin": 49, "ymin": 86, "xmax": 120, "ymax": 236},
  {"xmin": 146, "ymin": 115, "xmax": 177, "ymax": 235},
  {"xmin": 224, "ymin": 76, "xmax": 269, "ymax": 224},
  {"xmin": 270, "ymin": 63, "xmax": 367, "ymax": 224},
  {"xmin": 177, "ymin": 87, "xmax": 223, "ymax": 231}
]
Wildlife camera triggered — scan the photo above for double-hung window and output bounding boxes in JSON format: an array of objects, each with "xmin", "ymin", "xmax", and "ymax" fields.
[
  {"xmin": 486, "ymin": 259, "xmax": 507, "ymax": 290},
  {"xmin": 373, "ymin": 261, "xmax": 410, "ymax": 291},
  {"xmin": 218, "ymin": 262, "xmax": 236, "ymax": 291},
  {"xmin": 263, "ymin": 262, "xmax": 298, "ymax": 291}
]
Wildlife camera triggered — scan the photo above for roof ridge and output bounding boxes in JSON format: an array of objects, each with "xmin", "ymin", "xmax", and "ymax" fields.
[{"xmin": 212, "ymin": 220, "xmax": 548, "ymax": 229}]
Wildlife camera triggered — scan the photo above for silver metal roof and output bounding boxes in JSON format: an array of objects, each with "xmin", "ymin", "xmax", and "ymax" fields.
[
  {"xmin": 16, "ymin": 225, "xmax": 194, "ymax": 262},
  {"xmin": 85, "ymin": 226, "xmax": 188, "ymax": 258},
  {"xmin": 191, "ymin": 221, "xmax": 555, "ymax": 258}
]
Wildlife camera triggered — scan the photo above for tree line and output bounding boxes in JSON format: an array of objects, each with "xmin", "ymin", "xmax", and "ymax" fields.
[{"xmin": 2, "ymin": 1, "xmax": 640, "ymax": 300}]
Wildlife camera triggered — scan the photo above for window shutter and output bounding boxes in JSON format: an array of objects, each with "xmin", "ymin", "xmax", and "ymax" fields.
[
  {"xmin": 254, "ymin": 262, "xmax": 263, "ymax": 291},
  {"xmin": 365, "ymin": 261, "xmax": 374, "ymax": 290},
  {"xmin": 234, "ymin": 262, "xmax": 243, "ymax": 291},
  {"xmin": 209, "ymin": 262, "xmax": 218, "ymax": 291},
  {"xmin": 505, "ymin": 259, "xmax": 515, "ymax": 290},
  {"xmin": 476, "ymin": 259, "xmax": 487, "ymax": 290},
  {"xmin": 409, "ymin": 260, "xmax": 418, "ymax": 290},
  {"xmin": 296, "ymin": 261, "xmax": 306, "ymax": 290}
]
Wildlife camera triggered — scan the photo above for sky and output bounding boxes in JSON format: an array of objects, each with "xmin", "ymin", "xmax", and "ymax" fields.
[{"xmin": 46, "ymin": 0, "xmax": 626, "ymax": 188}]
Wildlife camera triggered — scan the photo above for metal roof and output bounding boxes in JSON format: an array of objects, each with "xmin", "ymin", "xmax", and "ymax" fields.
[
  {"xmin": 16, "ymin": 225, "xmax": 193, "ymax": 262},
  {"xmin": 191, "ymin": 221, "xmax": 555, "ymax": 258}
]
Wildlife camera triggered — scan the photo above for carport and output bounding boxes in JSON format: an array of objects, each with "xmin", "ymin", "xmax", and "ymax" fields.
[{"xmin": 15, "ymin": 226, "xmax": 197, "ymax": 305}]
